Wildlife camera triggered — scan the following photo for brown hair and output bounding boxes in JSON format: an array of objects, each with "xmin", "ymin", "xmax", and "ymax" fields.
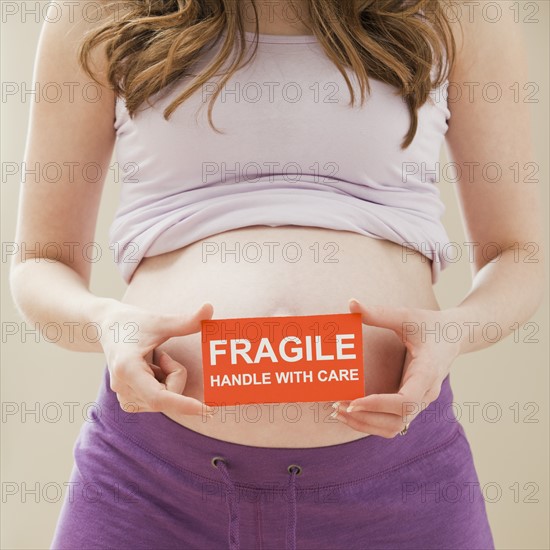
[{"xmin": 80, "ymin": 0, "xmax": 458, "ymax": 149}]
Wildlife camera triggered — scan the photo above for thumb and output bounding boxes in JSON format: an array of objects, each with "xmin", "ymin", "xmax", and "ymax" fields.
[
  {"xmin": 160, "ymin": 302, "xmax": 214, "ymax": 338},
  {"xmin": 157, "ymin": 351, "xmax": 188, "ymax": 394},
  {"xmin": 349, "ymin": 299, "xmax": 410, "ymax": 334}
]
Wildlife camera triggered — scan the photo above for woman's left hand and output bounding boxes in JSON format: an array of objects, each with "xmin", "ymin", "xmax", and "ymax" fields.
[{"xmin": 331, "ymin": 299, "xmax": 461, "ymax": 438}]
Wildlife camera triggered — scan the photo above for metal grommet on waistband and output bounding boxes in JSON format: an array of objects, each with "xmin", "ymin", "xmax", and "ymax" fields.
[
  {"xmin": 287, "ymin": 464, "xmax": 302, "ymax": 475},
  {"xmin": 211, "ymin": 456, "xmax": 226, "ymax": 468}
]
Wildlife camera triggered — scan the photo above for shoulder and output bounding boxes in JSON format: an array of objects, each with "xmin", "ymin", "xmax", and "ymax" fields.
[
  {"xmin": 40, "ymin": 0, "xmax": 116, "ymax": 89},
  {"xmin": 444, "ymin": 0, "xmax": 528, "ymax": 80}
]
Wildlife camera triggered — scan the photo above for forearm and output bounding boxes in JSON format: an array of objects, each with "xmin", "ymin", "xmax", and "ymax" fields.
[
  {"xmin": 9, "ymin": 259, "xmax": 119, "ymax": 353},
  {"xmin": 441, "ymin": 245, "xmax": 546, "ymax": 355}
]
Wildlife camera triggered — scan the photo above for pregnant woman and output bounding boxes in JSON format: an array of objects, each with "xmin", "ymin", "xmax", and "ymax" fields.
[{"xmin": 11, "ymin": 0, "xmax": 544, "ymax": 548}]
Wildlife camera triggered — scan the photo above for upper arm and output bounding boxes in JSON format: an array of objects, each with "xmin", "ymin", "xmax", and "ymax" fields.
[
  {"xmin": 444, "ymin": 0, "xmax": 544, "ymax": 273},
  {"xmin": 13, "ymin": 0, "xmax": 116, "ymax": 284}
]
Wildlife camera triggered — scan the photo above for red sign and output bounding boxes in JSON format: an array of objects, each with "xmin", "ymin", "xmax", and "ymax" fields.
[{"xmin": 201, "ymin": 313, "xmax": 364, "ymax": 406}]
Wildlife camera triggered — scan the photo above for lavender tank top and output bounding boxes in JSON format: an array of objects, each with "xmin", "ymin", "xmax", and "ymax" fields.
[{"xmin": 109, "ymin": 30, "xmax": 452, "ymax": 284}]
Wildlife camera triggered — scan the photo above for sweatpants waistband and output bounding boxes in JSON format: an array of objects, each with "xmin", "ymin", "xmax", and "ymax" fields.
[{"xmin": 91, "ymin": 365, "xmax": 462, "ymax": 489}]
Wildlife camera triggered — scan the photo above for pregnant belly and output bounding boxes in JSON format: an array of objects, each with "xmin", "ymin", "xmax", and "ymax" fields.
[{"xmin": 121, "ymin": 226, "xmax": 440, "ymax": 447}]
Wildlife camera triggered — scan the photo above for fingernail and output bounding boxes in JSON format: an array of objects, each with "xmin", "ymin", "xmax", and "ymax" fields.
[
  {"xmin": 329, "ymin": 410, "xmax": 347, "ymax": 423},
  {"xmin": 334, "ymin": 412, "xmax": 347, "ymax": 423},
  {"xmin": 346, "ymin": 405, "xmax": 355, "ymax": 413},
  {"xmin": 331, "ymin": 401, "xmax": 341, "ymax": 410}
]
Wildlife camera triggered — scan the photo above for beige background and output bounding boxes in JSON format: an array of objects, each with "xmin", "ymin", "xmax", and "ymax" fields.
[{"xmin": 1, "ymin": 2, "xmax": 548, "ymax": 549}]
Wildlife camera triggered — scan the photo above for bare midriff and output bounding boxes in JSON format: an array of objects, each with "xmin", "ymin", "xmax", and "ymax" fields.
[{"xmin": 121, "ymin": 226, "xmax": 440, "ymax": 448}]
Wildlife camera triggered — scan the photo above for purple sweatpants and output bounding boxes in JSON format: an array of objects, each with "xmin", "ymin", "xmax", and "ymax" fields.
[{"xmin": 50, "ymin": 366, "xmax": 494, "ymax": 549}]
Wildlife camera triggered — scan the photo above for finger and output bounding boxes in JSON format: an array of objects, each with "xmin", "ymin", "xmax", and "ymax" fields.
[
  {"xmin": 116, "ymin": 362, "xmax": 165, "ymax": 412},
  {"xmin": 332, "ymin": 409, "xmax": 406, "ymax": 438},
  {"xmin": 157, "ymin": 351, "xmax": 188, "ymax": 394},
  {"xmin": 348, "ymin": 356, "xmax": 432, "ymax": 410},
  {"xmin": 157, "ymin": 302, "xmax": 215, "ymax": 339},
  {"xmin": 330, "ymin": 399, "xmax": 351, "ymax": 410},
  {"xmin": 346, "ymin": 393, "xmax": 418, "ymax": 417},
  {"xmin": 116, "ymin": 394, "xmax": 148, "ymax": 413},
  {"xmin": 348, "ymin": 299, "xmax": 410, "ymax": 333},
  {"xmin": 345, "ymin": 392, "xmax": 424, "ymax": 421},
  {"xmin": 148, "ymin": 362, "xmax": 165, "ymax": 383},
  {"xmin": 110, "ymin": 360, "xmax": 171, "ymax": 412},
  {"xmin": 114, "ymin": 381, "xmax": 169, "ymax": 415},
  {"xmin": 110, "ymin": 376, "xmax": 147, "ymax": 412},
  {"xmin": 109, "ymin": 368, "xmax": 141, "ymax": 397},
  {"xmin": 128, "ymin": 361, "xmax": 213, "ymax": 416}
]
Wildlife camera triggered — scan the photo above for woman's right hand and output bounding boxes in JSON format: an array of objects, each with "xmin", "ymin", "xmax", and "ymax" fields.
[{"xmin": 97, "ymin": 300, "xmax": 215, "ymax": 418}]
